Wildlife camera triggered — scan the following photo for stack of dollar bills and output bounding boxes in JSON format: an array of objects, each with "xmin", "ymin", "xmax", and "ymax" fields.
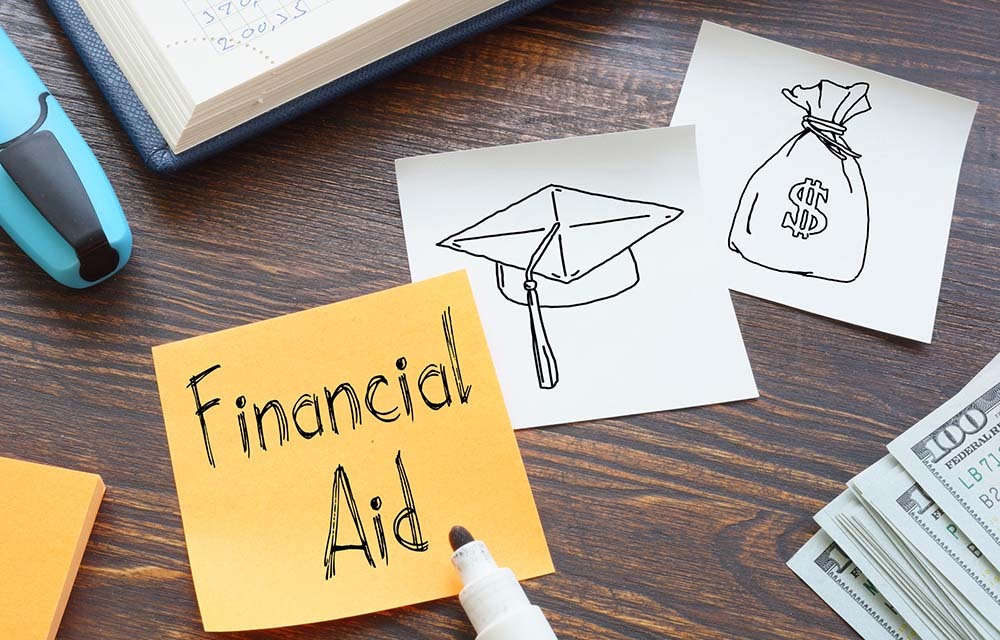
[{"xmin": 788, "ymin": 354, "xmax": 1000, "ymax": 640}]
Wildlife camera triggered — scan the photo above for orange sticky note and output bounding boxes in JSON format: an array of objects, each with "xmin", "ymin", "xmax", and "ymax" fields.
[
  {"xmin": 0, "ymin": 457, "xmax": 105, "ymax": 640},
  {"xmin": 152, "ymin": 271, "xmax": 553, "ymax": 631}
]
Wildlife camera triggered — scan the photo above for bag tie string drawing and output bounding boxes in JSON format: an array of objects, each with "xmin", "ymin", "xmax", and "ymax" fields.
[
  {"xmin": 799, "ymin": 115, "xmax": 861, "ymax": 161},
  {"xmin": 730, "ymin": 79, "xmax": 872, "ymax": 283}
]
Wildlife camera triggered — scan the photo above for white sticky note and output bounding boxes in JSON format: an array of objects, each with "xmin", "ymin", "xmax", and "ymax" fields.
[
  {"xmin": 397, "ymin": 126, "xmax": 758, "ymax": 429},
  {"xmin": 672, "ymin": 21, "xmax": 978, "ymax": 343}
]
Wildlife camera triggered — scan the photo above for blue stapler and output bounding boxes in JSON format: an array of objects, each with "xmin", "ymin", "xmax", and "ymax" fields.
[{"xmin": 0, "ymin": 25, "xmax": 130, "ymax": 288}]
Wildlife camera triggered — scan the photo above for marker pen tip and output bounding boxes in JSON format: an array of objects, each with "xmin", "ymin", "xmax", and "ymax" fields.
[{"xmin": 449, "ymin": 525, "xmax": 475, "ymax": 551}]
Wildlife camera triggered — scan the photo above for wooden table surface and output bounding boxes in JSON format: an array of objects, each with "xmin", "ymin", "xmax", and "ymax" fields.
[{"xmin": 0, "ymin": 1, "xmax": 997, "ymax": 638}]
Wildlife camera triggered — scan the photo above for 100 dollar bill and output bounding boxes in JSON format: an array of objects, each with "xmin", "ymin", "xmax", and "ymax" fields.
[
  {"xmin": 815, "ymin": 491, "xmax": 940, "ymax": 640},
  {"xmin": 788, "ymin": 529, "xmax": 917, "ymax": 640},
  {"xmin": 850, "ymin": 456, "xmax": 1000, "ymax": 627},
  {"xmin": 888, "ymin": 354, "xmax": 1000, "ymax": 571}
]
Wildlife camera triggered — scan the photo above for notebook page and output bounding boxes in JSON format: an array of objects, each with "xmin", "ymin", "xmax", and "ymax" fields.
[{"xmin": 128, "ymin": 0, "xmax": 414, "ymax": 103}]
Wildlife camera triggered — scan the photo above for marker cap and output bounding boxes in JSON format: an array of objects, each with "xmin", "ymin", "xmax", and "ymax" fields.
[{"xmin": 451, "ymin": 538, "xmax": 558, "ymax": 640}]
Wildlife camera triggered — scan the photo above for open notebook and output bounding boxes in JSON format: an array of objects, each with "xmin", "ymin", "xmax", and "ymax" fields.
[{"xmin": 55, "ymin": 0, "xmax": 553, "ymax": 170}]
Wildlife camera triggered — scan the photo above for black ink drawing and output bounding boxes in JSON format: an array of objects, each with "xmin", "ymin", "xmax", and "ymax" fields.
[
  {"xmin": 729, "ymin": 79, "xmax": 871, "ymax": 283},
  {"xmin": 184, "ymin": 306, "xmax": 473, "ymax": 469},
  {"xmin": 324, "ymin": 450, "xmax": 428, "ymax": 579},
  {"xmin": 438, "ymin": 185, "xmax": 683, "ymax": 390}
]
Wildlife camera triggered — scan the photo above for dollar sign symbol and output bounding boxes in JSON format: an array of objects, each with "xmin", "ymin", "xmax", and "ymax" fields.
[{"xmin": 782, "ymin": 178, "xmax": 829, "ymax": 240}]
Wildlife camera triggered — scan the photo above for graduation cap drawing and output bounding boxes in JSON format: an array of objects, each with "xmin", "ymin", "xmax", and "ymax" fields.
[{"xmin": 438, "ymin": 185, "xmax": 684, "ymax": 390}]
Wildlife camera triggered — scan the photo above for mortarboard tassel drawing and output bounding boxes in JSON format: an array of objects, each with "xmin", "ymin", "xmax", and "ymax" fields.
[{"xmin": 438, "ymin": 185, "xmax": 683, "ymax": 390}]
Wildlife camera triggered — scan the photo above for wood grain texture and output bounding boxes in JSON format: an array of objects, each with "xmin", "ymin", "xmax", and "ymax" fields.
[{"xmin": 0, "ymin": 0, "xmax": 997, "ymax": 638}]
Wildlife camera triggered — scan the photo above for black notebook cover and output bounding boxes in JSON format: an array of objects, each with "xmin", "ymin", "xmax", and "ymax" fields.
[{"xmin": 47, "ymin": 0, "xmax": 556, "ymax": 173}]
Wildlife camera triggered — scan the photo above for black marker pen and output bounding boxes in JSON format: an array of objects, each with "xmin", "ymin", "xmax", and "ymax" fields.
[{"xmin": 449, "ymin": 526, "xmax": 558, "ymax": 640}]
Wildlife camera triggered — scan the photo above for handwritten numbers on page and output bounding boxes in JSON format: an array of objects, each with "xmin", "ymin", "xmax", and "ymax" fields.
[{"xmin": 183, "ymin": 0, "xmax": 327, "ymax": 54}]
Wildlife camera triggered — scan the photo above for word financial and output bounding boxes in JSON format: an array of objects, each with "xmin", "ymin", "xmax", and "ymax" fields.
[{"xmin": 183, "ymin": 308, "xmax": 473, "ymax": 468}]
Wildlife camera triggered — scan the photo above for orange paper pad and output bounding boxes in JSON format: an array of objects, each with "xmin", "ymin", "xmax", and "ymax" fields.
[
  {"xmin": 0, "ymin": 457, "xmax": 105, "ymax": 640},
  {"xmin": 152, "ymin": 271, "xmax": 553, "ymax": 631}
]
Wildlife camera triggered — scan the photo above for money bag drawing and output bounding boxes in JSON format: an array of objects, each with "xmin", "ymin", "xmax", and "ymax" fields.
[
  {"xmin": 438, "ymin": 185, "xmax": 683, "ymax": 390},
  {"xmin": 729, "ymin": 79, "xmax": 872, "ymax": 282}
]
